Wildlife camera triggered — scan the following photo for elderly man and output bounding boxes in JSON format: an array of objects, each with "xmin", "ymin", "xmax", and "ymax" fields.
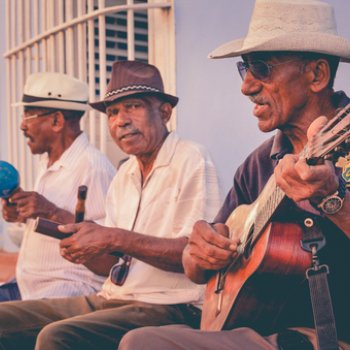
[
  {"xmin": 0, "ymin": 61, "xmax": 222, "ymax": 349},
  {"xmin": 118, "ymin": 1, "xmax": 350, "ymax": 350},
  {"xmin": 0, "ymin": 72, "xmax": 116, "ymax": 301}
]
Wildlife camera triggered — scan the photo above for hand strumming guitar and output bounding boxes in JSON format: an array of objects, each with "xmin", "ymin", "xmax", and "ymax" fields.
[{"xmin": 182, "ymin": 220, "xmax": 240, "ymax": 284}]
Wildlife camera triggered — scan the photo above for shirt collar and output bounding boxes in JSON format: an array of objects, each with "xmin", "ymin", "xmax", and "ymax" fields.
[
  {"xmin": 331, "ymin": 90, "xmax": 350, "ymax": 109},
  {"xmin": 151, "ymin": 131, "xmax": 179, "ymax": 169},
  {"xmin": 270, "ymin": 130, "xmax": 292, "ymax": 161}
]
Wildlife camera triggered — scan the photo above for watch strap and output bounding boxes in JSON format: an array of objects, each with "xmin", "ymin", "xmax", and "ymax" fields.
[
  {"xmin": 317, "ymin": 176, "xmax": 347, "ymax": 214},
  {"xmin": 309, "ymin": 176, "xmax": 347, "ymax": 214},
  {"xmin": 337, "ymin": 175, "xmax": 347, "ymax": 199}
]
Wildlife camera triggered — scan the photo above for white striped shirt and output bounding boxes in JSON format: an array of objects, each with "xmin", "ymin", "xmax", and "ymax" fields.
[{"xmin": 16, "ymin": 132, "xmax": 116, "ymax": 299}]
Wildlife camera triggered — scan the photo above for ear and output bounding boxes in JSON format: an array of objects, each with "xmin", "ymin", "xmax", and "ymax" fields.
[
  {"xmin": 51, "ymin": 111, "xmax": 65, "ymax": 131},
  {"xmin": 159, "ymin": 102, "xmax": 172, "ymax": 124},
  {"xmin": 306, "ymin": 59, "xmax": 331, "ymax": 93}
]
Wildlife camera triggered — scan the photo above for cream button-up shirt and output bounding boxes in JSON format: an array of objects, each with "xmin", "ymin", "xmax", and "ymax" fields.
[{"xmin": 99, "ymin": 132, "xmax": 222, "ymax": 307}]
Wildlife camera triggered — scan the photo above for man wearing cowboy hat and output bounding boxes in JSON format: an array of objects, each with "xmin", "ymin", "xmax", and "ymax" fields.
[
  {"xmin": 118, "ymin": 1, "xmax": 350, "ymax": 349},
  {"xmin": 0, "ymin": 72, "xmax": 116, "ymax": 301},
  {"xmin": 0, "ymin": 61, "xmax": 222, "ymax": 349}
]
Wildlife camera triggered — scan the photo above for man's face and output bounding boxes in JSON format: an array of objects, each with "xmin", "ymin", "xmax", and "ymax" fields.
[
  {"xmin": 106, "ymin": 96, "xmax": 170, "ymax": 158},
  {"xmin": 20, "ymin": 108, "xmax": 56, "ymax": 154},
  {"xmin": 240, "ymin": 52, "xmax": 310, "ymax": 133}
]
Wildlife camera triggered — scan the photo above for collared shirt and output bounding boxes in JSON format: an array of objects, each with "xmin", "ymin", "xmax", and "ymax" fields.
[
  {"xmin": 16, "ymin": 132, "xmax": 116, "ymax": 300},
  {"xmin": 214, "ymin": 91, "xmax": 350, "ymax": 342},
  {"xmin": 99, "ymin": 132, "xmax": 222, "ymax": 306}
]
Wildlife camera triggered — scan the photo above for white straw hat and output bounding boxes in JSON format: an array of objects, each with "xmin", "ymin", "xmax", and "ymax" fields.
[
  {"xmin": 209, "ymin": 0, "xmax": 350, "ymax": 62},
  {"xmin": 14, "ymin": 72, "xmax": 90, "ymax": 111}
]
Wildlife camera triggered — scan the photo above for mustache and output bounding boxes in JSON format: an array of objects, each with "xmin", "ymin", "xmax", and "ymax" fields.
[
  {"xmin": 117, "ymin": 129, "xmax": 140, "ymax": 140},
  {"xmin": 249, "ymin": 96, "xmax": 268, "ymax": 105}
]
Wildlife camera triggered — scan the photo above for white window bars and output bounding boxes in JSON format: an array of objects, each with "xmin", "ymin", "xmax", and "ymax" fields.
[{"xmin": 4, "ymin": 0, "xmax": 175, "ymax": 191}]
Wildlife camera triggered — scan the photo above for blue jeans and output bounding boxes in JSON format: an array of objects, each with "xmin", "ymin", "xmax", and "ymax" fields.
[{"xmin": 0, "ymin": 280, "xmax": 21, "ymax": 301}]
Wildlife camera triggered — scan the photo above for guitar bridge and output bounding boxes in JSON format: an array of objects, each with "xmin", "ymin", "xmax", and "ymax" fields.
[{"xmin": 214, "ymin": 270, "xmax": 225, "ymax": 316}]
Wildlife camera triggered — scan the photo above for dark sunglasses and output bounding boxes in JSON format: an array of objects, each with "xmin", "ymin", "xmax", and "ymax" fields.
[
  {"xmin": 110, "ymin": 254, "xmax": 132, "ymax": 286},
  {"xmin": 236, "ymin": 59, "xmax": 298, "ymax": 80}
]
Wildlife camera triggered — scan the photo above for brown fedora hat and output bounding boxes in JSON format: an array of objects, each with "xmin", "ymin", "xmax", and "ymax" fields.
[{"xmin": 90, "ymin": 60, "xmax": 179, "ymax": 113}]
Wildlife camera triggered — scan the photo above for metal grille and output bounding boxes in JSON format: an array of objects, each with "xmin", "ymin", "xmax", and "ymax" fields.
[{"xmin": 4, "ymin": 0, "xmax": 173, "ymax": 190}]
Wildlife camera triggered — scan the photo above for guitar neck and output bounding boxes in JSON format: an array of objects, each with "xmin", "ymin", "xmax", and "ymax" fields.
[{"xmin": 252, "ymin": 179, "xmax": 286, "ymax": 243}]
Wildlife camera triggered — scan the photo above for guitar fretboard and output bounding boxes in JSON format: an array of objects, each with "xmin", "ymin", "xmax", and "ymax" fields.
[{"xmin": 251, "ymin": 180, "xmax": 285, "ymax": 245}]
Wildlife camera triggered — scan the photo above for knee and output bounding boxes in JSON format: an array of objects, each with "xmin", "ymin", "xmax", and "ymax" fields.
[
  {"xmin": 119, "ymin": 327, "xmax": 156, "ymax": 350},
  {"xmin": 36, "ymin": 322, "xmax": 69, "ymax": 349}
]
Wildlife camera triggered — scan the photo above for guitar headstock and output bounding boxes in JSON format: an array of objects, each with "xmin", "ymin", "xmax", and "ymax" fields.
[{"xmin": 305, "ymin": 103, "xmax": 350, "ymax": 164}]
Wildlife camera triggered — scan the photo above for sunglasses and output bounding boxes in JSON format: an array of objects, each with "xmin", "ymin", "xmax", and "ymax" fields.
[
  {"xmin": 110, "ymin": 254, "xmax": 132, "ymax": 286},
  {"xmin": 236, "ymin": 59, "xmax": 298, "ymax": 80},
  {"xmin": 22, "ymin": 110, "xmax": 58, "ymax": 121}
]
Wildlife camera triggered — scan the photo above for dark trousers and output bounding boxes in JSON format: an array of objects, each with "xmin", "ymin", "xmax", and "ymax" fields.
[{"xmin": 0, "ymin": 294, "xmax": 200, "ymax": 350}]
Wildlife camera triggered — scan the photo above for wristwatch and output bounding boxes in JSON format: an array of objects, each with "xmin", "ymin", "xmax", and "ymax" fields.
[{"xmin": 317, "ymin": 176, "xmax": 347, "ymax": 215}]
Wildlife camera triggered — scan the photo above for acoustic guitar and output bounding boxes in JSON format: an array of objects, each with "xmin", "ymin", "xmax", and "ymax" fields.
[{"xmin": 200, "ymin": 103, "xmax": 350, "ymax": 333}]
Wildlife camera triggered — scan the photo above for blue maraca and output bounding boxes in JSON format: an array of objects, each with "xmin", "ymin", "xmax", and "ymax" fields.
[{"xmin": 0, "ymin": 161, "xmax": 20, "ymax": 202}]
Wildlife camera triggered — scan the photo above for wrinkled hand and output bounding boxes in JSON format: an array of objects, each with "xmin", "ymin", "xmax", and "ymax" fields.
[
  {"xmin": 274, "ymin": 116, "xmax": 339, "ymax": 203},
  {"xmin": 183, "ymin": 220, "xmax": 240, "ymax": 273},
  {"xmin": 9, "ymin": 190, "xmax": 57, "ymax": 221},
  {"xmin": 59, "ymin": 222, "xmax": 114, "ymax": 264},
  {"xmin": 1, "ymin": 188, "xmax": 25, "ymax": 222},
  {"xmin": 1, "ymin": 198, "xmax": 22, "ymax": 222}
]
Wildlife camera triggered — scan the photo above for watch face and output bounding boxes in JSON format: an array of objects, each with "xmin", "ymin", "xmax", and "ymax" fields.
[{"xmin": 321, "ymin": 196, "xmax": 343, "ymax": 215}]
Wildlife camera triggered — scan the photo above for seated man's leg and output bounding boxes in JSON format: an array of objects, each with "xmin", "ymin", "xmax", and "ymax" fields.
[
  {"xmin": 119, "ymin": 324, "xmax": 281, "ymax": 350},
  {"xmin": 0, "ymin": 281, "xmax": 21, "ymax": 301},
  {"xmin": 0, "ymin": 294, "xmax": 100, "ymax": 350},
  {"xmin": 36, "ymin": 300, "xmax": 198, "ymax": 350}
]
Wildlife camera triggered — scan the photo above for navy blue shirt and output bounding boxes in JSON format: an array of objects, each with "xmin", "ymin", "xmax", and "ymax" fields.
[{"xmin": 214, "ymin": 91, "xmax": 350, "ymax": 341}]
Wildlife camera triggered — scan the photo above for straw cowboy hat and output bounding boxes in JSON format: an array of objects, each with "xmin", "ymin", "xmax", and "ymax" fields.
[
  {"xmin": 90, "ymin": 60, "xmax": 179, "ymax": 113},
  {"xmin": 209, "ymin": 0, "xmax": 350, "ymax": 62},
  {"xmin": 15, "ymin": 72, "xmax": 90, "ymax": 111}
]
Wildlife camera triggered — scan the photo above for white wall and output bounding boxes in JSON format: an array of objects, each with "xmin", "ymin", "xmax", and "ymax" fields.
[{"xmin": 174, "ymin": 0, "xmax": 350, "ymax": 196}]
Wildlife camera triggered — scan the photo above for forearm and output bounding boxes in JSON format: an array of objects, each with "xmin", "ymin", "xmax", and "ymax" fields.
[
  {"xmin": 108, "ymin": 228, "xmax": 188, "ymax": 272},
  {"xmin": 59, "ymin": 223, "xmax": 189, "ymax": 272}
]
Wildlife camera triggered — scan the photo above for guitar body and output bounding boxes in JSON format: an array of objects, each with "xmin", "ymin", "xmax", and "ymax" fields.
[{"xmin": 200, "ymin": 221, "xmax": 312, "ymax": 333}]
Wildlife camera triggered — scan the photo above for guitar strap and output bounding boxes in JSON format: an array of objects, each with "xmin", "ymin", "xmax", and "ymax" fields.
[{"xmin": 300, "ymin": 214, "xmax": 339, "ymax": 350}]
